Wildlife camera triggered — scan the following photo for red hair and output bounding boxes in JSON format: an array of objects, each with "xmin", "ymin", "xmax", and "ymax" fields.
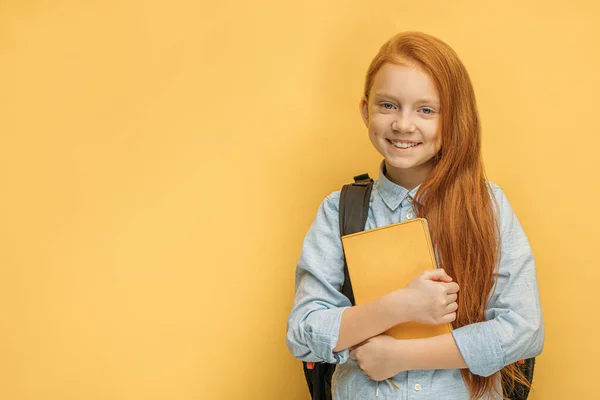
[{"xmin": 364, "ymin": 32, "xmax": 528, "ymax": 399}]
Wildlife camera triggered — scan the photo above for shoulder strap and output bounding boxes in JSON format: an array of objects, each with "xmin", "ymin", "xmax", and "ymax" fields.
[
  {"xmin": 339, "ymin": 173, "xmax": 374, "ymax": 236},
  {"xmin": 339, "ymin": 173, "xmax": 374, "ymax": 306}
]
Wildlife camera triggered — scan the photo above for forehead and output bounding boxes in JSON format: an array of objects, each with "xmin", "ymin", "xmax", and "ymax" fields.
[{"xmin": 371, "ymin": 63, "xmax": 439, "ymax": 102}]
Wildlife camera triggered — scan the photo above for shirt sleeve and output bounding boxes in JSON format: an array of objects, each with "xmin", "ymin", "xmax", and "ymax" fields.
[
  {"xmin": 451, "ymin": 184, "xmax": 545, "ymax": 377},
  {"xmin": 285, "ymin": 191, "xmax": 352, "ymax": 364}
]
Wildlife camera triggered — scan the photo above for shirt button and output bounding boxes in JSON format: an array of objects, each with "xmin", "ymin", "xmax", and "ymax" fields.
[
  {"xmin": 414, "ymin": 383, "xmax": 422, "ymax": 391},
  {"xmin": 406, "ymin": 213, "xmax": 413, "ymax": 219}
]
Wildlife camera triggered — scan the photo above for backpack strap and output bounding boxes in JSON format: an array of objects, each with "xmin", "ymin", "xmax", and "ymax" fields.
[
  {"xmin": 339, "ymin": 173, "xmax": 374, "ymax": 306},
  {"xmin": 303, "ymin": 173, "xmax": 374, "ymax": 400},
  {"xmin": 339, "ymin": 174, "xmax": 374, "ymax": 236}
]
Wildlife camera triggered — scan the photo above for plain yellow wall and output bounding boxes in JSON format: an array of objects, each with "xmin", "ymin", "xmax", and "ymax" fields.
[{"xmin": 1, "ymin": 1, "xmax": 599, "ymax": 399}]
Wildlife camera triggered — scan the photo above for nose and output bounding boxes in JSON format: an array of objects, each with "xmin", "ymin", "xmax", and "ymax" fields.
[{"xmin": 392, "ymin": 111, "xmax": 416, "ymax": 133}]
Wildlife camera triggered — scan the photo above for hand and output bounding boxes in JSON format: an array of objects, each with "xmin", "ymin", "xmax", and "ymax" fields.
[
  {"xmin": 349, "ymin": 335, "xmax": 403, "ymax": 381},
  {"xmin": 402, "ymin": 269, "xmax": 459, "ymax": 325}
]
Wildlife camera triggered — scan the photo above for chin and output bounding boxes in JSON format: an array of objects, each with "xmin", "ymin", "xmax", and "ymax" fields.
[
  {"xmin": 385, "ymin": 160, "xmax": 420, "ymax": 170},
  {"xmin": 389, "ymin": 155, "xmax": 438, "ymax": 172}
]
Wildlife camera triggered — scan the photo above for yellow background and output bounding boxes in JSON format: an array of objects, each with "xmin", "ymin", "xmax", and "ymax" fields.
[{"xmin": 1, "ymin": 1, "xmax": 598, "ymax": 399}]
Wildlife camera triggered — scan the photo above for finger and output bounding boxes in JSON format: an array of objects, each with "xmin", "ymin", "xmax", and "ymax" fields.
[
  {"xmin": 357, "ymin": 363, "xmax": 367, "ymax": 375},
  {"xmin": 444, "ymin": 282, "xmax": 460, "ymax": 294},
  {"xmin": 350, "ymin": 349, "xmax": 357, "ymax": 360},
  {"xmin": 446, "ymin": 293, "xmax": 458, "ymax": 304},
  {"xmin": 445, "ymin": 301, "xmax": 458, "ymax": 313},
  {"xmin": 441, "ymin": 312, "xmax": 457, "ymax": 323}
]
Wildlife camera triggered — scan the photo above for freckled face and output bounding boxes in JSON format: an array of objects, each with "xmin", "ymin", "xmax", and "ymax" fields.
[{"xmin": 360, "ymin": 63, "xmax": 442, "ymax": 187}]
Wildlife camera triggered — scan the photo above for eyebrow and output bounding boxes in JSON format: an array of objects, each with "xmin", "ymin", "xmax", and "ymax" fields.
[{"xmin": 373, "ymin": 92, "xmax": 440, "ymax": 108}]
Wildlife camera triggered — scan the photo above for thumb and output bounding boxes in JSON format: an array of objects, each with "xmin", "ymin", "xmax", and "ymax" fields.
[{"xmin": 425, "ymin": 268, "xmax": 453, "ymax": 282}]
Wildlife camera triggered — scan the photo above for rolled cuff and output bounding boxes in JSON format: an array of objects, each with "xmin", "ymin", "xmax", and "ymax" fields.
[
  {"xmin": 452, "ymin": 320, "xmax": 505, "ymax": 377},
  {"xmin": 287, "ymin": 306, "xmax": 350, "ymax": 364}
]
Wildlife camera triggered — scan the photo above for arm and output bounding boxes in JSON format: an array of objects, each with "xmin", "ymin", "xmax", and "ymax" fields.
[
  {"xmin": 286, "ymin": 192, "xmax": 408, "ymax": 362},
  {"xmin": 333, "ymin": 290, "xmax": 411, "ymax": 352},
  {"xmin": 395, "ymin": 333, "xmax": 467, "ymax": 370},
  {"xmin": 450, "ymin": 185, "xmax": 544, "ymax": 377},
  {"xmin": 348, "ymin": 333, "xmax": 466, "ymax": 381},
  {"xmin": 286, "ymin": 192, "xmax": 360, "ymax": 364}
]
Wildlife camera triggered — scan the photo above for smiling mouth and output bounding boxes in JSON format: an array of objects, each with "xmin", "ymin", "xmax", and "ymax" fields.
[{"xmin": 386, "ymin": 139, "xmax": 422, "ymax": 149}]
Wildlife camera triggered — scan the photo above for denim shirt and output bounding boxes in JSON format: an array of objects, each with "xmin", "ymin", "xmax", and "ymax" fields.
[{"xmin": 286, "ymin": 161, "xmax": 544, "ymax": 400}]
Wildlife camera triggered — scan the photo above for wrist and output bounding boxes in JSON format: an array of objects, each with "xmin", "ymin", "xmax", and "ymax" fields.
[
  {"xmin": 392, "ymin": 334, "xmax": 467, "ymax": 371},
  {"xmin": 391, "ymin": 338, "xmax": 413, "ymax": 373},
  {"xmin": 383, "ymin": 288, "xmax": 412, "ymax": 324}
]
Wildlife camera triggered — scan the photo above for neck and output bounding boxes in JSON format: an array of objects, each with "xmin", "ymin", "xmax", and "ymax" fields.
[{"xmin": 383, "ymin": 160, "xmax": 434, "ymax": 191}]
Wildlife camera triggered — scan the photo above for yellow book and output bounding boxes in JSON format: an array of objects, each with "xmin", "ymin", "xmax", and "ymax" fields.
[{"xmin": 341, "ymin": 218, "xmax": 452, "ymax": 339}]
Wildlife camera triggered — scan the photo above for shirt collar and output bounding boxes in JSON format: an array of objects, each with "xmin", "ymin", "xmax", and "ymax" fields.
[{"xmin": 375, "ymin": 160, "xmax": 421, "ymax": 211}]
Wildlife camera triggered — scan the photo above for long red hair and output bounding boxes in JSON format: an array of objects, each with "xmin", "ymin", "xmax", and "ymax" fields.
[{"xmin": 363, "ymin": 32, "xmax": 527, "ymax": 399}]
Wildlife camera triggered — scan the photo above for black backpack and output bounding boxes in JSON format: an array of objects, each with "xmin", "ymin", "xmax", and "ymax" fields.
[{"xmin": 301, "ymin": 173, "xmax": 535, "ymax": 400}]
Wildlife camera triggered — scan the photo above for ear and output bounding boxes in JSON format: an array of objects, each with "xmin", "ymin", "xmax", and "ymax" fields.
[{"xmin": 359, "ymin": 96, "xmax": 369, "ymax": 127}]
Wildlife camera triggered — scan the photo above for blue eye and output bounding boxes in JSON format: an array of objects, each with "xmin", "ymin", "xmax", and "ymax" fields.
[
  {"xmin": 381, "ymin": 102, "xmax": 395, "ymax": 110},
  {"xmin": 420, "ymin": 108, "xmax": 434, "ymax": 115}
]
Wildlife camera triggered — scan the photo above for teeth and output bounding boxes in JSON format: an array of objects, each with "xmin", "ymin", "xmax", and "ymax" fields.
[{"xmin": 391, "ymin": 141, "xmax": 418, "ymax": 149}]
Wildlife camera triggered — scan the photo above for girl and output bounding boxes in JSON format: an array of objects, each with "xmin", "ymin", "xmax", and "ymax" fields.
[{"xmin": 286, "ymin": 32, "xmax": 544, "ymax": 399}]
